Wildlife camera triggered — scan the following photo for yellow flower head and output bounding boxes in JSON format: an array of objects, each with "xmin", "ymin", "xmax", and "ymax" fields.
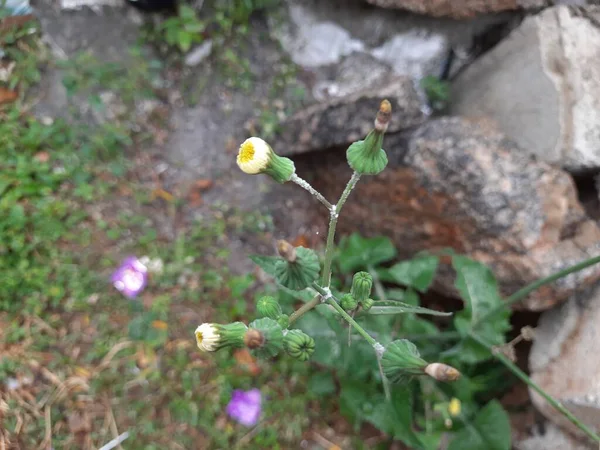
[
  {"xmin": 448, "ymin": 398, "xmax": 461, "ymax": 417},
  {"xmin": 237, "ymin": 137, "xmax": 271, "ymax": 175},
  {"xmin": 195, "ymin": 323, "xmax": 220, "ymax": 352}
]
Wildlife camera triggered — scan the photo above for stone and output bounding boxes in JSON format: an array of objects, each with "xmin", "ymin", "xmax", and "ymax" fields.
[
  {"xmin": 529, "ymin": 284, "xmax": 600, "ymax": 439},
  {"xmin": 364, "ymin": 0, "xmax": 590, "ymax": 19},
  {"xmin": 516, "ymin": 422, "xmax": 594, "ymax": 450},
  {"xmin": 302, "ymin": 117, "xmax": 600, "ymax": 310},
  {"xmin": 451, "ymin": 6, "xmax": 600, "ymax": 172},
  {"xmin": 274, "ymin": 77, "xmax": 428, "ymax": 156}
]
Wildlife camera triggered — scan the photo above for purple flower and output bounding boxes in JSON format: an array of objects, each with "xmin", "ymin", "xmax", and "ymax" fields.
[
  {"xmin": 226, "ymin": 389, "xmax": 262, "ymax": 427},
  {"xmin": 111, "ymin": 256, "xmax": 148, "ymax": 298}
]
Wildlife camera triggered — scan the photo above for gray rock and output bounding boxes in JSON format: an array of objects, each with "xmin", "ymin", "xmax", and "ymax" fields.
[
  {"xmin": 529, "ymin": 284, "xmax": 600, "ymax": 438},
  {"xmin": 274, "ymin": 77, "xmax": 428, "ymax": 156},
  {"xmin": 184, "ymin": 40, "xmax": 213, "ymax": 67},
  {"xmin": 304, "ymin": 117, "xmax": 600, "ymax": 310},
  {"xmin": 451, "ymin": 6, "xmax": 600, "ymax": 171},
  {"xmin": 516, "ymin": 422, "xmax": 594, "ymax": 450}
]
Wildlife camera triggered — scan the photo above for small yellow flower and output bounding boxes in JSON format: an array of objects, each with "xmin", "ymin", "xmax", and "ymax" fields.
[
  {"xmin": 237, "ymin": 137, "xmax": 271, "ymax": 175},
  {"xmin": 195, "ymin": 323, "xmax": 220, "ymax": 352},
  {"xmin": 448, "ymin": 398, "xmax": 461, "ymax": 417}
]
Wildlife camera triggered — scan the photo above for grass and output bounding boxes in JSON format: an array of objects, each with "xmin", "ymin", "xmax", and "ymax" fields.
[{"xmin": 0, "ymin": 11, "xmax": 330, "ymax": 450}]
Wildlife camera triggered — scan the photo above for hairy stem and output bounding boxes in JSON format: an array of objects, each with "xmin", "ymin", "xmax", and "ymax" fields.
[
  {"xmin": 470, "ymin": 332, "xmax": 600, "ymax": 443},
  {"xmin": 473, "ymin": 254, "xmax": 600, "ymax": 330},
  {"xmin": 290, "ymin": 173, "xmax": 333, "ymax": 210},
  {"xmin": 321, "ymin": 172, "xmax": 361, "ymax": 287},
  {"xmin": 288, "ymin": 294, "xmax": 320, "ymax": 325}
]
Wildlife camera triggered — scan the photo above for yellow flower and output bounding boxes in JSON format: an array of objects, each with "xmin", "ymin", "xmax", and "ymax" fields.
[
  {"xmin": 237, "ymin": 137, "xmax": 271, "ymax": 175},
  {"xmin": 195, "ymin": 323, "xmax": 220, "ymax": 352},
  {"xmin": 448, "ymin": 398, "xmax": 461, "ymax": 417}
]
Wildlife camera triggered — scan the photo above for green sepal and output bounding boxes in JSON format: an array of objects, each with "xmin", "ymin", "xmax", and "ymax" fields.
[
  {"xmin": 381, "ymin": 339, "xmax": 428, "ymax": 383},
  {"xmin": 351, "ymin": 271, "xmax": 373, "ymax": 302},
  {"xmin": 360, "ymin": 297, "xmax": 375, "ymax": 311},
  {"xmin": 284, "ymin": 329, "xmax": 315, "ymax": 361},
  {"xmin": 265, "ymin": 153, "xmax": 295, "ymax": 184},
  {"xmin": 277, "ymin": 314, "xmax": 289, "ymax": 329},
  {"xmin": 256, "ymin": 296, "xmax": 282, "ymax": 320},
  {"xmin": 275, "ymin": 247, "xmax": 320, "ymax": 290},
  {"xmin": 248, "ymin": 317, "xmax": 284, "ymax": 359},
  {"xmin": 340, "ymin": 293, "xmax": 358, "ymax": 312},
  {"xmin": 346, "ymin": 132, "xmax": 388, "ymax": 175},
  {"xmin": 216, "ymin": 322, "xmax": 248, "ymax": 350}
]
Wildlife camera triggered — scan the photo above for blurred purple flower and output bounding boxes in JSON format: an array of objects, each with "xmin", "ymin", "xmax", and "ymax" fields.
[
  {"xmin": 111, "ymin": 256, "xmax": 148, "ymax": 298},
  {"xmin": 226, "ymin": 389, "xmax": 262, "ymax": 427}
]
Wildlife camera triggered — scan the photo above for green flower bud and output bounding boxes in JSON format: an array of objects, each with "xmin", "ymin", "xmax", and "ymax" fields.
[
  {"xmin": 195, "ymin": 322, "xmax": 248, "ymax": 352},
  {"xmin": 275, "ymin": 247, "xmax": 320, "ymax": 290},
  {"xmin": 277, "ymin": 314, "xmax": 290, "ymax": 329},
  {"xmin": 346, "ymin": 100, "xmax": 391, "ymax": 175},
  {"xmin": 361, "ymin": 298, "xmax": 375, "ymax": 311},
  {"xmin": 381, "ymin": 339, "xmax": 428, "ymax": 383},
  {"xmin": 256, "ymin": 296, "xmax": 282, "ymax": 320},
  {"xmin": 351, "ymin": 272, "xmax": 372, "ymax": 303},
  {"xmin": 340, "ymin": 293, "xmax": 358, "ymax": 312},
  {"xmin": 247, "ymin": 318, "xmax": 284, "ymax": 359},
  {"xmin": 237, "ymin": 137, "xmax": 295, "ymax": 183},
  {"xmin": 284, "ymin": 329, "xmax": 315, "ymax": 361}
]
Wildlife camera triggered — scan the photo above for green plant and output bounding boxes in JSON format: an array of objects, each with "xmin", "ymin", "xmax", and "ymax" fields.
[
  {"xmin": 160, "ymin": 4, "xmax": 205, "ymax": 53},
  {"xmin": 197, "ymin": 99, "xmax": 600, "ymax": 449}
]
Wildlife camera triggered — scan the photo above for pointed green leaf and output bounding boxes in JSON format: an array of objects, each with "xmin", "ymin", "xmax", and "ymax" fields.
[
  {"xmin": 337, "ymin": 233, "xmax": 397, "ymax": 273},
  {"xmin": 365, "ymin": 301, "xmax": 452, "ymax": 317},
  {"xmin": 249, "ymin": 254, "xmax": 281, "ymax": 277},
  {"xmin": 386, "ymin": 255, "xmax": 439, "ymax": 292},
  {"xmin": 447, "ymin": 400, "xmax": 511, "ymax": 450}
]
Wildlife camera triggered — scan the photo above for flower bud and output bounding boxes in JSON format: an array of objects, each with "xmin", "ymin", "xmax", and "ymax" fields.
[
  {"xmin": 195, "ymin": 322, "xmax": 248, "ymax": 352},
  {"xmin": 275, "ymin": 247, "xmax": 320, "ymax": 290},
  {"xmin": 381, "ymin": 339, "xmax": 428, "ymax": 383},
  {"xmin": 351, "ymin": 272, "xmax": 372, "ymax": 303},
  {"xmin": 237, "ymin": 137, "xmax": 295, "ymax": 183},
  {"xmin": 256, "ymin": 296, "xmax": 282, "ymax": 320},
  {"xmin": 346, "ymin": 100, "xmax": 391, "ymax": 175},
  {"xmin": 360, "ymin": 298, "xmax": 375, "ymax": 311},
  {"xmin": 340, "ymin": 293, "xmax": 358, "ymax": 312},
  {"xmin": 277, "ymin": 314, "xmax": 289, "ymax": 329},
  {"xmin": 284, "ymin": 329, "xmax": 315, "ymax": 361},
  {"xmin": 277, "ymin": 240, "xmax": 297, "ymax": 262},
  {"xmin": 247, "ymin": 318, "xmax": 284, "ymax": 359},
  {"xmin": 424, "ymin": 363, "xmax": 461, "ymax": 382}
]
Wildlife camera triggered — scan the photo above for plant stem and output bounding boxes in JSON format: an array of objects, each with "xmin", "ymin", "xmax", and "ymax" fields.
[
  {"xmin": 312, "ymin": 283, "xmax": 377, "ymax": 345},
  {"xmin": 288, "ymin": 294, "xmax": 320, "ymax": 325},
  {"xmin": 473, "ymin": 254, "xmax": 600, "ymax": 330},
  {"xmin": 377, "ymin": 355, "xmax": 391, "ymax": 401},
  {"xmin": 290, "ymin": 173, "xmax": 333, "ymax": 210},
  {"xmin": 321, "ymin": 171, "xmax": 361, "ymax": 287},
  {"xmin": 470, "ymin": 332, "xmax": 600, "ymax": 443}
]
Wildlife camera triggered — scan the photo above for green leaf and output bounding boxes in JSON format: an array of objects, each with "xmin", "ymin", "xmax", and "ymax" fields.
[
  {"xmin": 386, "ymin": 255, "xmax": 439, "ymax": 292},
  {"xmin": 447, "ymin": 400, "xmax": 511, "ymax": 450},
  {"xmin": 337, "ymin": 233, "xmax": 397, "ymax": 273},
  {"xmin": 308, "ymin": 372, "xmax": 336, "ymax": 396},
  {"xmin": 177, "ymin": 30, "xmax": 192, "ymax": 52},
  {"xmin": 364, "ymin": 301, "xmax": 452, "ymax": 317},
  {"xmin": 249, "ymin": 254, "xmax": 281, "ymax": 277}
]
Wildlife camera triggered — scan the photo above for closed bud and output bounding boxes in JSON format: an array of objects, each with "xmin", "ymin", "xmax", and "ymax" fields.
[
  {"xmin": 237, "ymin": 137, "xmax": 295, "ymax": 183},
  {"xmin": 247, "ymin": 318, "xmax": 284, "ymax": 359},
  {"xmin": 256, "ymin": 296, "xmax": 282, "ymax": 320},
  {"xmin": 360, "ymin": 298, "xmax": 375, "ymax": 311},
  {"xmin": 284, "ymin": 329, "xmax": 315, "ymax": 361},
  {"xmin": 277, "ymin": 314, "xmax": 289, "ymax": 329},
  {"xmin": 277, "ymin": 240, "xmax": 297, "ymax": 262},
  {"xmin": 275, "ymin": 247, "xmax": 320, "ymax": 290},
  {"xmin": 346, "ymin": 100, "xmax": 391, "ymax": 175},
  {"xmin": 195, "ymin": 322, "xmax": 248, "ymax": 352},
  {"xmin": 381, "ymin": 339, "xmax": 428, "ymax": 383},
  {"xmin": 340, "ymin": 293, "xmax": 358, "ymax": 312},
  {"xmin": 424, "ymin": 363, "xmax": 461, "ymax": 382},
  {"xmin": 351, "ymin": 272, "xmax": 372, "ymax": 303}
]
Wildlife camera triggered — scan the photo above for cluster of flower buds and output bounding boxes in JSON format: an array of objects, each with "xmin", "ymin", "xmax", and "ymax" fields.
[
  {"xmin": 340, "ymin": 271, "xmax": 375, "ymax": 312},
  {"xmin": 195, "ymin": 294, "xmax": 315, "ymax": 362},
  {"xmin": 381, "ymin": 339, "xmax": 461, "ymax": 383}
]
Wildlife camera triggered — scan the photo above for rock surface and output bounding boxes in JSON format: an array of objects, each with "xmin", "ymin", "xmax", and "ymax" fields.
[
  {"xmin": 529, "ymin": 284, "xmax": 600, "ymax": 438},
  {"xmin": 301, "ymin": 117, "xmax": 600, "ymax": 310},
  {"xmin": 275, "ymin": 77, "xmax": 428, "ymax": 156},
  {"xmin": 451, "ymin": 6, "xmax": 600, "ymax": 171},
  {"xmin": 364, "ymin": 0, "xmax": 591, "ymax": 18},
  {"xmin": 516, "ymin": 422, "xmax": 594, "ymax": 450}
]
